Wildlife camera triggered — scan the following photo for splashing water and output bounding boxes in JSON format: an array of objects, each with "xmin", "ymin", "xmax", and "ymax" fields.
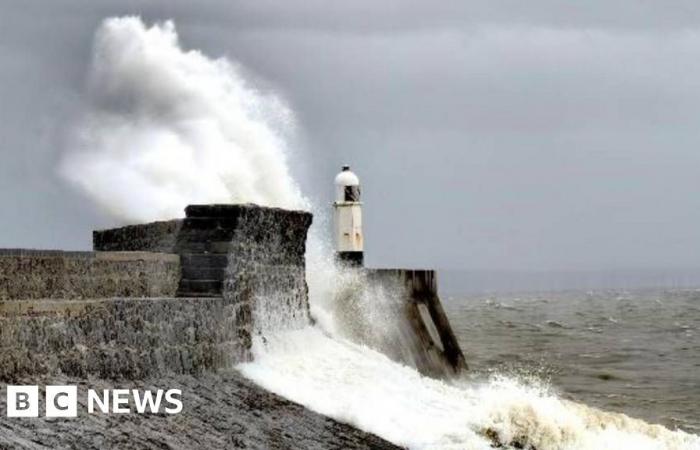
[
  {"xmin": 241, "ymin": 290, "xmax": 700, "ymax": 450},
  {"xmin": 244, "ymin": 231, "xmax": 700, "ymax": 450},
  {"xmin": 66, "ymin": 17, "xmax": 700, "ymax": 450},
  {"xmin": 60, "ymin": 16, "xmax": 307, "ymax": 222}
]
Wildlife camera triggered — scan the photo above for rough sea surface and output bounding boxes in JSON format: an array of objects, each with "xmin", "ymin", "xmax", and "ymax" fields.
[{"xmin": 443, "ymin": 288, "xmax": 700, "ymax": 435}]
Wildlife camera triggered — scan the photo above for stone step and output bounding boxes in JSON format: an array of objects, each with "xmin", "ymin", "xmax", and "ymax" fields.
[
  {"xmin": 180, "ymin": 254, "xmax": 229, "ymax": 268},
  {"xmin": 177, "ymin": 279, "xmax": 223, "ymax": 296},
  {"xmin": 175, "ymin": 291, "xmax": 223, "ymax": 298},
  {"xmin": 181, "ymin": 265, "xmax": 225, "ymax": 280},
  {"xmin": 176, "ymin": 241, "xmax": 233, "ymax": 254}
]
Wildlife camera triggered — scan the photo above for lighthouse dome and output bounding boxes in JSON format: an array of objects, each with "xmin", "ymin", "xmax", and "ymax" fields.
[
  {"xmin": 334, "ymin": 165, "xmax": 359, "ymax": 187},
  {"xmin": 334, "ymin": 165, "xmax": 360, "ymax": 202}
]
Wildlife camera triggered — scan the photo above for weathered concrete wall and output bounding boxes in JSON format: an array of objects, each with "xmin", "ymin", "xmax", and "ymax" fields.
[
  {"xmin": 0, "ymin": 297, "xmax": 237, "ymax": 382},
  {"xmin": 364, "ymin": 269, "xmax": 467, "ymax": 377},
  {"xmin": 0, "ymin": 250, "xmax": 179, "ymax": 300}
]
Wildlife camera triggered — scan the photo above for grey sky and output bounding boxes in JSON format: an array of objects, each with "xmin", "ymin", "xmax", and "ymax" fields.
[{"xmin": 2, "ymin": 1, "xmax": 700, "ymax": 271}]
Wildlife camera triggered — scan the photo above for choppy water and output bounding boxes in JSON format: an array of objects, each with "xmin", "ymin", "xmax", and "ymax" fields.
[
  {"xmin": 240, "ymin": 265, "xmax": 700, "ymax": 450},
  {"xmin": 443, "ymin": 288, "xmax": 700, "ymax": 435}
]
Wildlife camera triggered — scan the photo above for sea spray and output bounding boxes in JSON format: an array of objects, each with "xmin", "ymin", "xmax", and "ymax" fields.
[
  {"xmin": 60, "ymin": 16, "xmax": 306, "ymax": 223},
  {"xmin": 64, "ymin": 17, "xmax": 700, "ymax": 450},
  {"xmin": 240, "ymin": 328, "xmax": 700, "ymax": 450},
  {"xmin": 246, "ymin": 211, "xmax": 700, "ymax": 449}
]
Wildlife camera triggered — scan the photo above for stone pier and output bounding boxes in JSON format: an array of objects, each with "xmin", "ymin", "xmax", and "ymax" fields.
[
  {"xmin": 0, "ymin": 202, "xmax": 462, "ymax": 449},
  {"xmin": 0, "ymin": 204, "xmax": 313, "ymax": 381}
]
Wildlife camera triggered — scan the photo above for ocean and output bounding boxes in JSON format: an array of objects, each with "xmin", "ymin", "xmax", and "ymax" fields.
[{"xmin": 444, "ymin": 288, "xmax": 700, "ymax": 435}]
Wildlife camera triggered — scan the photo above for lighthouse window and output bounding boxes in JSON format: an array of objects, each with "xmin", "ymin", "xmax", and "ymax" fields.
[{"xmin": 344, "ymin": 185, "xmax": 360, "ymax": 202}]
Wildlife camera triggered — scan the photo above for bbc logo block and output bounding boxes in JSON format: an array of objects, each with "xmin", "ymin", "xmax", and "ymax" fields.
[
  {"xmin": 46, "ymin": 386, "xmax": 78, "ymax": 417},
  {"xmin": 6, "ymin": 386, "xmax": 39, "ymax": 417},
  {"xmin": 6, "ymin": 385, "xmax": 77, "ymax": 418},
  {"xmin": 5, "ymin": 385, "xmax": 183, "ymax": 417}
]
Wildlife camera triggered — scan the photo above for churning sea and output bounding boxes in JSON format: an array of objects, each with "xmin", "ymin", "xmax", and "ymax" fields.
[{"xmin": 444, "ymin": 288, "xmax": 700, "ymax": 434}]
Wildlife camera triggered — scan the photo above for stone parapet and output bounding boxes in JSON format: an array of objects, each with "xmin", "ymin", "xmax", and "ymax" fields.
[{"xmin": 92, "ymin": 220, "xmax": 183, "ymax": 253}]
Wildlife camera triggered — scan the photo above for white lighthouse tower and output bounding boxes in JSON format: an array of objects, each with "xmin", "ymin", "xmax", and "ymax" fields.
[{"xmin": 333, "ymin": 165, "xmax": 364, "ymax": 266}]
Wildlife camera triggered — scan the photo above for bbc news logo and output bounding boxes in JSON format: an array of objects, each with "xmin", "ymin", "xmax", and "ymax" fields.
[{"xmin": 5, "ymin": 386, "xmax": 183, "ymax": 417}]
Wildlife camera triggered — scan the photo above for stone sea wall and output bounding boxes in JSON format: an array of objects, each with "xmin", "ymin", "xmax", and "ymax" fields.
[
  {"xmin": 0, "ymin": 297, "xmax": 235, "ymax": 382},
  {"xmin": 0, "ymin": 204, "xmax": 313, "ymax": 381},
  {"xmin": 0, "ymin": 250, "xmax": 179, "ymax": 301}
]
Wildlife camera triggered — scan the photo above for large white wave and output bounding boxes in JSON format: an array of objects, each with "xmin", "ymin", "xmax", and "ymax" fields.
[
  {"xmin": 65, "ymin": 17, "xmax": 700, "ymax": 450},
  {"xmin": 60, "ymin": 16, "xmax": 306, "ymax": 223},
  {"xmin": 240, "ymin": 325, "xmax": 700, "ymax": 450},
  {"xmin": 242, "ymin": 263, "xmax": 700, "ymax": 450}
]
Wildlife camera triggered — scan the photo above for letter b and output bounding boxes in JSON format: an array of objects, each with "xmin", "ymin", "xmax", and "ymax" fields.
[{"xmin": 6, "ymin": 386, "xmax": 39, "ymax": 417}]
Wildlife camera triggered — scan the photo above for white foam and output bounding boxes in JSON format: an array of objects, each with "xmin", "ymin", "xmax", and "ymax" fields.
[
  {"xmin": 239, "ymin": 325, "xmax": 700, "ymax": 450},
  {"xmin": 247, "ymin": 232, "xmax": 700, "ymax": 449}
]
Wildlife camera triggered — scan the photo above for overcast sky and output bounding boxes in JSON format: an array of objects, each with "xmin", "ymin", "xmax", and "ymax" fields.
[{"xmin": 2, "ymin": 1, "xmax": 700, "ymax": 271}]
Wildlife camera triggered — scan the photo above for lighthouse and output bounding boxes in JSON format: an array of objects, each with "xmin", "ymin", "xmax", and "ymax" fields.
[{"xmin": 333, "ymin": 165, "xmax": 364, "ymax": 266}]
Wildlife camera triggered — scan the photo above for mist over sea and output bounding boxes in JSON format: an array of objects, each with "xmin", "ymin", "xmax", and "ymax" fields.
[{"xmin": 443, "ymin": 286, "xmax": 700, "ymax": 434}]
